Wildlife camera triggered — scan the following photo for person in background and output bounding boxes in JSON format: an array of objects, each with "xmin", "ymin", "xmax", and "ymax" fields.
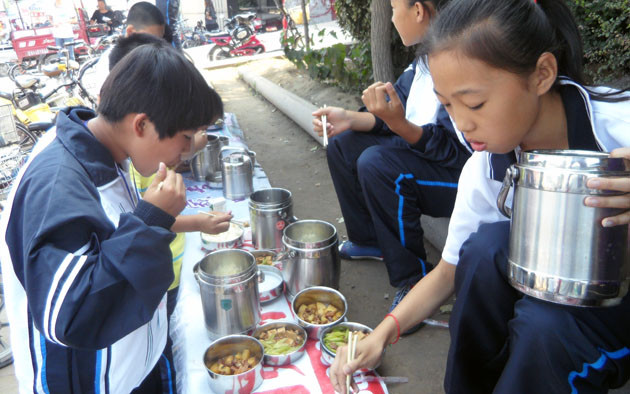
[
  {"xmin": 50, "ymin": 0, "xmax": 76, "ymax": 60},
  {"xmin": 90, "ymin": 0, "xmax": 116, "ymax": 32},
  {"xmin": 0, "ymin": 40, "xmax": 222, "ymax": 394},
  {"xmin": 312, "ymin": 0, "xmax": 470, "ymax": 328},
  {"xmin": 205, "ymin": 1, "xmax": 219, "ymax": 31},
  {"xmin": 328, "ymin": 0, "xmax": 630, "ymax": 393},
  {"xmin": 108, "ymin": 32, "xmax": 231, "ymax": 393},
  {"xmin": 93, "ymin": 1, "xmax": 166, "ymax": 96},
  {"xmin": 156, "ymin": 0, "xmax": 181, "ymax": 48}
]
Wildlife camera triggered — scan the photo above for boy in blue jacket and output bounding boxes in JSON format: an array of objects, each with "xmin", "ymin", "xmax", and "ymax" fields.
[{"xmin": 0, "ymin": 41, "xmax": 221, "ymax": 393}]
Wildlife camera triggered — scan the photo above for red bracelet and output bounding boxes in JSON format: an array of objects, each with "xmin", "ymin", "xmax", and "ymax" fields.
[{"xmin": 385, "ymin": 313, "xmax": 401, "ymax": 345}]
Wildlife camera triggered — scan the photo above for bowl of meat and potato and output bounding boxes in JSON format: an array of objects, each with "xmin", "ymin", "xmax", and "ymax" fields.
[{"xmin": 291, "ymin": 286, "xmax": 347, "ymax": 340}]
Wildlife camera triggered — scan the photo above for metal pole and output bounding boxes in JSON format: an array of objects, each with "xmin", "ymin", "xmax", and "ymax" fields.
[{"xmin": 15, "ymin": 0, "xmax": 25, "ymax": 29}]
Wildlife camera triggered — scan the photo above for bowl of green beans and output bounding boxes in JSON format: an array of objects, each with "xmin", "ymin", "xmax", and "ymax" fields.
[
  {"xmin": 252, "ymin": 322, "xmax": 307, "ymax": 366},
  {"xmin": 319, "ymin": 322, "xmax": 381, "ymax": 369}
]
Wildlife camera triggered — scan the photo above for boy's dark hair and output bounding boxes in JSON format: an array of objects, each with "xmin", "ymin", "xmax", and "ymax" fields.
[
  {"xmin": 126, "ymin": 1, "xmax": 165, "ymax": 30},
  {"xmin": 99, "ymin": 42, "xmax": 223, "ymax": 138},
  {"xmin": 108, "ymin": 33, "xmax": 166, "ymax": 70}
]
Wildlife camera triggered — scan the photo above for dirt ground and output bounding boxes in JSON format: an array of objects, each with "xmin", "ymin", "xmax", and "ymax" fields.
[{"xmin": 205, "ymin": 56, "xmax": 450, "ymax": 394}]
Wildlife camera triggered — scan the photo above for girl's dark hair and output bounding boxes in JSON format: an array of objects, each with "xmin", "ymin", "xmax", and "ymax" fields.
[
  {"xmin": 99, "ymin": 42, "xmax": 223, "ymax": 138},
  {"xmin": 420, "ymin": 0, "xmax": 628, "ymax": 101}
]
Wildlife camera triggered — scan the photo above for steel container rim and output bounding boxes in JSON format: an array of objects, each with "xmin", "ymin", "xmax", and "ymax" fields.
[
  {"xmin": 248, "ymin": 188, "xmax": 293, "ymax": 210},
  {"xmin": 282, "ymin": 219, "xmax": 338, "ymax": 249},
  {"xmin": 195, "ymin": 249, "xmax": 257, "ymax": 285}
]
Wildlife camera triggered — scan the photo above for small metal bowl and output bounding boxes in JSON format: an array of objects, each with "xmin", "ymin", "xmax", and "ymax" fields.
[
  {"xmin": 203, "ymin": 334, "xmax": 264, "ymax": 394},
  {"xmin": 291, "ymin": 286, "xmax": 347, "ymax": 340},
  {"xmin": 200, "ymin": 222, "xmax": 244, "ymax": 250},
  {"xmin": 252, "ymin": 322, "xmax": 307, "ymax": 366},
  {"xmin": 319, "ymin": 322, "xmax": 382, "ymax": 369},
  {"xmin": 257, "ymin": 265, "xmax": 284, "ymax": 303}
]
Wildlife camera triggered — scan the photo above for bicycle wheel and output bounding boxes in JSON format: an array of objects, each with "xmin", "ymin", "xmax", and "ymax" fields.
[
  {"xmin": 0, "ymin": 62, "xmax": 13, "ymax": 78},
  {"xmin": 208, "ymin": 46, "xmax": 231, "ymax": 62},
  {"xmin": 16, "ymin": 121, "xmax": 38, "ymax": 151},
  {"xmin": 38, "ymin": 53, "xmax": 61, "ymax": 74},
  {"xmin": 8, "ymin": 63, "xmax": 27, "ymax": 82}
]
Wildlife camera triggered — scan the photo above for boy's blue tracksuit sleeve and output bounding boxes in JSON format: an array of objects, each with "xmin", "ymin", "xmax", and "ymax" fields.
[
  {"xmin": 6, "ymin": 157, "xmax": 176, "ymax": 351},
  {"xmin": 359, "ymin": 60, "xmax": 417, "ymax": 135}
]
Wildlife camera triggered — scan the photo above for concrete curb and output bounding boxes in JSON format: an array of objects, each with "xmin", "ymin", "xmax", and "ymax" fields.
[{"xmin": 238, "ymin": 66, "xmax": 325, "ymax": 146}]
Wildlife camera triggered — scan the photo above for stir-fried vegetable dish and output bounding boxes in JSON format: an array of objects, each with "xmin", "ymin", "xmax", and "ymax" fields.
[
  {"xmin": 323, "ymin": 327, "xmax": 369, "ymax": 353},
  {"xmin": 256, "ymin": 255, "xmax": 274, "ymax": 265},
  {"xmin": 207, "ymin": 349, "xmax": 259, "ymax": 375},
  {"xmin": 297, "ymin": 302, "xmax": 343, "ymax": 324},
  {"xmin": 255, "ymin": 326, "xmax": 305, "ymax": 355}
]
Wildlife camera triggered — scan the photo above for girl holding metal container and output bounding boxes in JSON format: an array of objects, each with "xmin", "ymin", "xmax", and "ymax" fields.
[{"xmin": 329, "ymin": 0, "xmax": 630, "ymax": 393}]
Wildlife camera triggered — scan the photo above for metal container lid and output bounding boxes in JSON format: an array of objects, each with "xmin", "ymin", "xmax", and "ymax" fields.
[
  {"xmin": 249, "ymin": 188, "xmax": 293, "ymax": 210},
  {"xmin": 520, "ymin": 150, "xmax": 630, "ymax": 172},
  {"xmin": 515, "ymin": 150, "xmax": 630, "ymax": 194},
  {"xmin": 283, "ymin": 220, "xmax": 337, "ymax": 250},
  {"xmin": 196, "ymin": 249, "xmax": 256, "ymax": 285}
]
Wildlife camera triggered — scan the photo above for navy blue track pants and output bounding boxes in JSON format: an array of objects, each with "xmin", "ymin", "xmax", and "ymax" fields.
[
  {"xmin": 327, "ymin": 131, "xmax": 462, "ymax": 288},
  {"xmin": 445, "ymin": 221, "xmax": 630, "ymax": 393}
]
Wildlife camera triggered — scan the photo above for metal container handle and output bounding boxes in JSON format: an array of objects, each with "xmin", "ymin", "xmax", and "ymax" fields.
[
  {"xmin": 220, "ymin": 146, "xmax": 253, "ymax": 172},
  {"xmin": 497, "ymin": 166, "xmax": 519, "ymax": 218}
]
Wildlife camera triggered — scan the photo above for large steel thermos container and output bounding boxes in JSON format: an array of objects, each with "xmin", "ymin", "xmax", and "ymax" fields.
[
  {"xmin": 497, "ymin": 150, "xmax": 630, "ymax": 307},
  {"xmin": 280, "ymin": 220, "xmax": 341, "ymax": 298},
  {"xmin": 193, "ymin": 249, "xmax": 261, "ymax": 337},
  {"xmin": 249, "ymin": 188, "xmax": 295, "ymax": 250},
  {"xmin": 190, "ymin": 134, "xmax": 226, "ymax": 182},
  {"xmin": 220, "ymin": 147, "xmax": 254, "ymax": 200}
]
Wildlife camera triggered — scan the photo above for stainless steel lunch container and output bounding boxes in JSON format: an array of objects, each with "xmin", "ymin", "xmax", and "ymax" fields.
[
  {"xmin": 497, "ymin": 150, "xmax": 630, "ymax": 307},
  {"xmin": 191, "ymin": 134, "xmax": 224, "ymax": 182},
  {"xmin": 280, "ymin": 220, "xmax": 341, "ymax": 298},
  {"xmin": 194, "ymin": 250, "xmax": 261, "ymax": 337},
  {"xmin": 249, "ymin": 188, "xmax": 296, "ymax": 250},
  {"xmin": 203, "ymin": 335, "xmax": 264, "ymax": 394},
  {"xmin": 221, "ymin": 147, "xmax": 254, "ymax": 200}
]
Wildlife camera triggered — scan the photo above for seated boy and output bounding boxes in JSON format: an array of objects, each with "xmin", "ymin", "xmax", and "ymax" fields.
[
  {"xmin": 93, "ymin": 1, "xmax": 166, "ymax": 94},
  {"xmin": 0, "ymin": 41, "xmax": 221, "ymax": 393}
]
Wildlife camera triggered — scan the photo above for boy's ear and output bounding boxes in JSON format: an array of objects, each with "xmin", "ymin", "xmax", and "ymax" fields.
[
  {"xmin": 125, "ymin": 24, "xmax": 136, "ymax": 36},
  {"xmin": 532, "ymin": 52, "xmax": 558, "ymax": 96},
  {"xmin": 132, "ymin": 114, "xmax": 148, "ymax": 137}
]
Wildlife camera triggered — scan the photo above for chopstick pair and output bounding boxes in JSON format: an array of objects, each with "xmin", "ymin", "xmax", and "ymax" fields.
[
  {"xmin": 321, "ymin": 104, "xmax": 328, "ymax": 147},
  {"xmin": 346, "ymin": 331, "xmax": 359, "ymax": 394}
]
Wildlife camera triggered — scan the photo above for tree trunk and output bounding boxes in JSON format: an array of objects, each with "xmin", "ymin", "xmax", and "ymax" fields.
[
  {"xmin": 370, "ymin": 0, "xmax": 394, "ymax": 83},
  {"xmin": 300, "ymin": 0, "xmax": 310, "ymax": 50}
]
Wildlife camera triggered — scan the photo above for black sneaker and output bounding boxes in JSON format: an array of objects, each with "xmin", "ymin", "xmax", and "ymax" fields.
[{"xmin": 390, "ymin": 284, "xmax": 425, "ymax": 335}]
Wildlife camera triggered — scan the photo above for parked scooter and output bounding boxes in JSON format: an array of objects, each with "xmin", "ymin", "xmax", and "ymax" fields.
[
  {"xmin": 182, "ymin": 21, "xmax": 212, "ymax": 48},
  {"xmin": 206, "ymin": 15, "xmax": 265, "ymax": 61}
]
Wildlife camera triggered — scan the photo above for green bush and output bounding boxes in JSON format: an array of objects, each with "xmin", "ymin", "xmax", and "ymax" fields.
[{"xmin": 568, "ymin": 0, "xmax": 630, "ymax": 84}]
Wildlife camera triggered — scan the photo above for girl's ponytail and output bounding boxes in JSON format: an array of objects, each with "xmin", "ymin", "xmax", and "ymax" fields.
[{"xmin": 536, "ymin": 0, "xmax": 585, "ymax": 84}]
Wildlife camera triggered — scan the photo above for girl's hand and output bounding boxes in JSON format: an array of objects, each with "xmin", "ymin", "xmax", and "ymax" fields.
[
  {"xmin": 197, "ymin": 211, "xmax": 232, "ymax": 234},
  {"xmin": 312, "ymin": 106, "xmax": 351, "ymax": 139},
  {"xmin": 329, "ymin": 333, "xmax": 386, "ymax": 394},
  {"xmin": 361, "ymin": 82, "xmax": 405, "ymax": 128},
  {"xmin": 585, "ymin": 147, "xmax": 630, "ymax": 227}
]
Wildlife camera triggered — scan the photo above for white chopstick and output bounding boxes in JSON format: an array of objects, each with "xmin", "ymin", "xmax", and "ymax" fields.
[
  {"xmin": 322, "ymin": 104, "xmax": 328, "ymax": 147},
  {"xmin": 200, "ymin": 211, "xmax": 248, "ymax": 227},
  {"xmin": 346, "ymin": 331, "xmax": 353, "ymax": 394},
  {"xmin": 358, "ymin": 375, "xmax": 409, "ymax": 384},
  {"xmin": 157, "ymin": 181, "xmax": 164, "ymax": 191}
]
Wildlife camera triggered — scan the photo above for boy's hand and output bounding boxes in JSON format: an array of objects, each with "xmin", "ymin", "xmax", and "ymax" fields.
[
  {"xmin": 144, "ymin": 162, "xmax": 187, "ymax": 217},
  {"xmin": 362, "ymin": 82, "xmax": 405, "ymax": 129},
  {"xmin": 196, "ymin": 211, "xmax": 232, "ymax": 234},
  {"xmin": 312, "ymin": 106, "xmax": 351, "ymax": 138},
  {"xmin": 585, "ymin": 147, "xmax": 630, "ymax": 227}
]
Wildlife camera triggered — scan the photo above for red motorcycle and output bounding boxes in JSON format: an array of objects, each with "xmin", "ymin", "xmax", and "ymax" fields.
[{"xmin": 207, "ymin": 15, "xmax": 265, "ymax": 61}]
